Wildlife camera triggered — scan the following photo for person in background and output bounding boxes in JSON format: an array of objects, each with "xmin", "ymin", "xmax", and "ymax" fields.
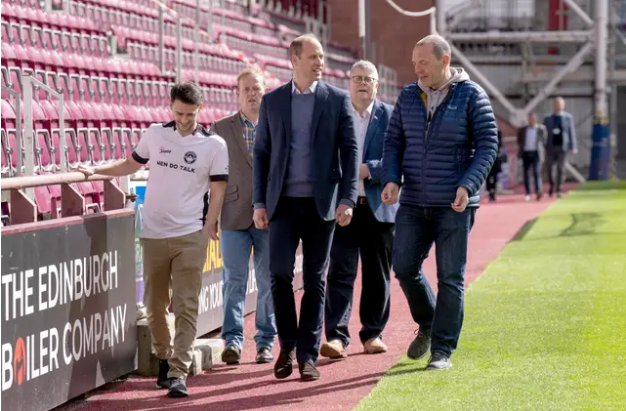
[
  {"xmin": 381, "ymin": 34, "xmax": 497, "ymax": 371},
  {"xmin": 543, "ymin": 97, "xmax": 578, "ymax": 198},
  {"xmin": 211, "ymin": 67, "xmax": 276, "ymax": 366},
  {"xmin": 320, "ymin": 60, "xmax": 397, "ymax": 360},
  {"xmin": 77, "ymin": 82, "xmax": 228, "ymax": 398},
  {"xmin": 518, "ymin": 112, "xmax": 548, "ymax": 201},
  {"xmin": 252, "ymin": 34, "xmax": 359, "ymax": 381},
  {"xmin": 486, "ymin": 130, "xmax": 503, "ymax": 202}
]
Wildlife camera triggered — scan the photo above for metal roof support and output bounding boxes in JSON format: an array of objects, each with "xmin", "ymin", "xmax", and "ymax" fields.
[
  {"xmin": 595, "ymin": 0, "xmax": 608, "ymax": 118},
  {"xmin": 436, "ymin": 0, "xmax": 446, "ymax": 35},
  {"xmin": 563, "ymin": 0, "xmax": 594, "ymax": 28},
  {"xmin": 449, "ymin": 43, "xmax": 518, "ymax": 123},
  {"xmin": 447, "ymin": 30, "xmax": 593, "ymax": 43},
  {"xmin": 518, "ymin": 41, "xmax": 594, "ymax": 121}
]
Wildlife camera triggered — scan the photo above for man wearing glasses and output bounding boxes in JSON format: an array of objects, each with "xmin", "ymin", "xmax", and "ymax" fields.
[
  {"xmin": 320, "ymin": 61, "xmax": 397, "ymax": 359},
  {"xmin": 211, "ymin": 67, "xmax": 276, "ymax": 366}
]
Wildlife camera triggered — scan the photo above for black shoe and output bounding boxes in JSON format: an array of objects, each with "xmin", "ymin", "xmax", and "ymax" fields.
[
  {"xmin": 166, "ymin": 377, "xmax": 189, "ymax": 397},
  {"xmin": 221, "ymin": 345, "xmax": 241, "ymax": 365},
  {"xmin": 298, "ymin": 360, "xmax": 320, "ymax": 381},
  {"xmin": 256, "ymin": 347, "xmax": 273, "ymax": 364},
  {"xmin": 426, "ymin": 351, "xmax": 452, "ymax": 370},
  {"xmin": 156, "ymin": 359, "xmax": 170, "ymax": 389},
  {"xmin": 407, "ymin": 329, "xmax": 431, "ymax": 360},
  {"xmin": 274, "ymin": 349, "xmax": 295, "ymax": 379}
]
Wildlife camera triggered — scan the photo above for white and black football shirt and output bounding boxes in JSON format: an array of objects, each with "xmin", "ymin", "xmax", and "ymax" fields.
[{"xmin": 132, "ymin": 121, "xmax": 228, "ymax": 239}]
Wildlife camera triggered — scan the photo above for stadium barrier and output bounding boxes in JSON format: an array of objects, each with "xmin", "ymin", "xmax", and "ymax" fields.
[
  {"xmin": 1, "ymin": 173, "xmax": 136, "ymax": 411},
  {"xmin": 1, "ymin": 173, "xmax": 303, "ymax": 411}
]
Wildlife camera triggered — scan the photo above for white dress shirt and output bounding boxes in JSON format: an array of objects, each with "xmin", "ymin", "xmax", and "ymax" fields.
[
  {"xmin": 354, "ymin": 101, "xmax": 375, "ymax": 196},
  {"xmin": 524, "ymin": 126, "xmax": 539, "ymax": 152},
  {"xmin": 292, "ymin": 80, "xmax": 318, "ymax": 94}
]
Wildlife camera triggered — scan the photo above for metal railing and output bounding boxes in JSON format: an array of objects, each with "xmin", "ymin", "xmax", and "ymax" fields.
[
  {"xmin": 23, "ymin": 75, "xmax": 65, "ymax": 179},
  {"xmin": 1, "ymin": 86, "xmax": 22, "ymax": 177},
  {"xmin": 1, "ymin": 173, "xmax": 127, "ymax": 226}
]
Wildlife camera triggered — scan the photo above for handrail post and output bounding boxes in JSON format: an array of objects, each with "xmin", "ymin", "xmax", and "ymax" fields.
[
  {"xmin": 220, "ymin": 0, "xmax": 225, "ymax": 31},
  {"xmin": 59, "ymin": 95, "xmax": 66, "ymax": 172},
  {"xmin": 159, "ymin": 6, "xmax": 165, "ymax": 73},
  {"xmin": 208, "ymin": 0, "xmax": 214, "ymax": 40},
  {"xmin": 23, "ymin": 76, "xmax": 35, "ymax": 203},
  {"xmin": 15, "ymin": 98, "xmax": 22, "ymax": 177},
  {"xmin": 176, "ymin": 17, "xmax": 182, "ymax": 84},
  {"xmin": 195, "ymin": 0, "xmax": 200, "ymax": 84}
]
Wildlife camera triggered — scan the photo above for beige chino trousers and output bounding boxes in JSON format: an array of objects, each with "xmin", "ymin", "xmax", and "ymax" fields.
[{"xmin": 141, "ymin": 229, "xmax": 208, "ymax": 379}]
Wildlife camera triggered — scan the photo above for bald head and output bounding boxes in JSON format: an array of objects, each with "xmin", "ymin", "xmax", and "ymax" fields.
[
  {"xmin": 412, "ymin": 34, "xmax": 452, "ymax": 89},
  {"xmin": 553, "ymin": 97, "xmax": 566, "ymax": 114},
  {"xmin": 415, "ymin": 34, "xmax": 451, "ymax": 61}
]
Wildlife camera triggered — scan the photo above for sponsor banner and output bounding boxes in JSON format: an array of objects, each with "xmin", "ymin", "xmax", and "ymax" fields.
[
  {"xmin": 196, "ymin": 242, "xmax": 304, "ymax": 337},
  {"xmin": 130, "ymin": 179, "xmax": 305, "ymax": 337},
  {"xmin": 1, "ymin": 213, "xmax": 137, "ymax": 411}
]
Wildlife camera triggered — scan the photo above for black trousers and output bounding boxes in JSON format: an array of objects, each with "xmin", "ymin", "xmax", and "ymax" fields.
[
  {"xmin": 546, "ymin": 149, "xmax": 567, "ymax": 194},
  {"xmin": 324, "ymin": 198, "xmax": 394, "ymax": 347},
  {"xmin": 268, "ymin": 196, "xmax": 335, "ymax": 364},
  {"xmin": 522, "ymin": 151, "xmax": 542, "ymax": 195}
]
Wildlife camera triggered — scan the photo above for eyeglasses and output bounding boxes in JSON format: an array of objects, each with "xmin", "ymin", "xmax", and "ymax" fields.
[{"xmin": 351, "ymin": 76, "xmax": 378, "ymax": 84}]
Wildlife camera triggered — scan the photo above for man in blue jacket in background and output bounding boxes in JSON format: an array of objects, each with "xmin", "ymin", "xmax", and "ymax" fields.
[
  {"xmin": 381, "ymin": 34, "xmax": 498, "ymax": 370},
  {"xmin": 321, "ymin": 60, "xmax": 398, "ymax": 360}
]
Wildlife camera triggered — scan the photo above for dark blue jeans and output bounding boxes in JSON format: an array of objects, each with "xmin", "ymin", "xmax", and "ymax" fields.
[{"xmin": 393, "ymin": 205, "xmax": 476, "ymax": 356}]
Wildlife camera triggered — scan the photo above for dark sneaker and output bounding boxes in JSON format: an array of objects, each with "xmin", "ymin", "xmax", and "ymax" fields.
[
  {"xmin": 298, "ymin": 360, "xmax": 320, "ymax": 381},
  {"xmin": 221, "ymin": 345, "xmax": 242, "ymax": 365},
  {"xmin": 156, "ymin": 359, "xmax": 170, "ymax": 389},
  {"xmin": 256, "ymin": 347, "xmax": 273, "ymax": 364},
  {"xmin": 166, "ymin": 377, "xmax": 189, "ymax": 397},
  {"xmin": 426, "ymin": 351, "xmax": 452, "ymax": 370},
  {"xmin": 407, "ymin": 329, "xmax": 431, "ymax": 360},
  {"xmin": 274, "ymin": 349, "xmax": 295, "ymax": 379}
]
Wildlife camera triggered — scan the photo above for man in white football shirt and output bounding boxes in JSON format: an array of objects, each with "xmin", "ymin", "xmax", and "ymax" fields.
[{"xmin": 77, "ymin": 82, "xmax": 228, "ymax": 398}]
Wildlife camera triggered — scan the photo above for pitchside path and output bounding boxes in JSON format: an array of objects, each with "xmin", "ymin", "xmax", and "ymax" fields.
[{"xmin": 56, "ymin": 190, "xmax": 563, "ymax": 411}]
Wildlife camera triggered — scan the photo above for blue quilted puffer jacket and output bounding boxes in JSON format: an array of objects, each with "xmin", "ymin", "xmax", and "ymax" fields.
[{"xmin": 381, "ymin": 80, "xmax": 498, "ymax": 207}]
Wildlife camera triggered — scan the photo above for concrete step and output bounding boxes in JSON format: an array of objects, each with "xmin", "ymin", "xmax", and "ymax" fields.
[{"xmin": 136, "ymin": 316, "xmax": 224, "ymax": 377}]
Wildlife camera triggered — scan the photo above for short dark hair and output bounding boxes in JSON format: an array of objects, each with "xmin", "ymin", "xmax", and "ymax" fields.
[
  {"xmin": 170, "ymin": 82, "xmax": 203, "ymax": 105},
  {"xmin": 289, "ymin": 34, "xmax": 319, "ymax": 59}
]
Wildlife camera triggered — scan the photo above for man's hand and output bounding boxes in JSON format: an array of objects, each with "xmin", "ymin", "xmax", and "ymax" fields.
[
  {"xmin": 359, "ymin": 164, "xmax": 370, "ymax": 180},
  {"xmin": 381, "ymin": 183, "xmax": 399, "ymax": 205},
  {"xmin": 451, "ymin": 186, "xmax": 469, "ymax": 212},
  {"xmin": 253, "ymin": 208, "xmax": 269, "ymax": 230},
  {"xmin": 335, "ymin": 203, "xmax": 353, "ymax": 227},
  {"xmin": 75, "ymin": 164, "xmax": 95, "ymax": 178},
  {"xmin": 203, "ymin": 223, "xmax": 219, "ymax": 241},
  {"xmin": 571, "ymin": 148, "xmax": 578, "ymax": 155}
]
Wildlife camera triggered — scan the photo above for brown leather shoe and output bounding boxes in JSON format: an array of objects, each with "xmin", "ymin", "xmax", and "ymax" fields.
[
  {"xmin": 363, "ymin": 338, "xmax": 388, "ymax": 354},
  {"xmin": 320, "ymin": 339, "xmax": 347, "ymax": 359},
  {"xmin": 298, "ymin": 360, "xmax": 320, "ymax": 381},
  {"xmin": 274, "ymin": 349, "xmax": 295, "ymax": 379}
]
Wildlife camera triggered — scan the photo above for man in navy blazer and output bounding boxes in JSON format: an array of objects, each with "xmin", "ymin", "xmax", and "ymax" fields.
[
  {"xmin": 321, "ymin": 61, "xmax": 398, "ymax": 360},
  {"xmin": 252, "ymin": 34, "xmax": 359, "ymax": 381}
]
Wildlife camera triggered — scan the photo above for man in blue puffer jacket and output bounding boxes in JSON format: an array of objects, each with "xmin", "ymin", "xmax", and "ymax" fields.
[{"xmin": 381, "ymin": 34, "xmax": 498, "ymax": 370}]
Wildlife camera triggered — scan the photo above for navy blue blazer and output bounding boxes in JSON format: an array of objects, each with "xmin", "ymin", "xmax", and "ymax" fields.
[
  {"xmin": 362, "ymin": 99, "xmax": 398, "ymax": 223},
  {"xmin": 252, "ymin": 81, "xmax": 359, "ymax": 221}
]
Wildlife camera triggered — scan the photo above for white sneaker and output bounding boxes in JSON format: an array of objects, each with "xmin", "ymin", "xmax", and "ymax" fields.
[{"xmin": 524, "ymin": 195, "xmax": 531, "ymax": 202}]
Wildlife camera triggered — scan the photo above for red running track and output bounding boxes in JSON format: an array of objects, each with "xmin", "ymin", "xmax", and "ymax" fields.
[{"xmin": 56, "ymin": 191, "xmax": 561, "ymax": 411}]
